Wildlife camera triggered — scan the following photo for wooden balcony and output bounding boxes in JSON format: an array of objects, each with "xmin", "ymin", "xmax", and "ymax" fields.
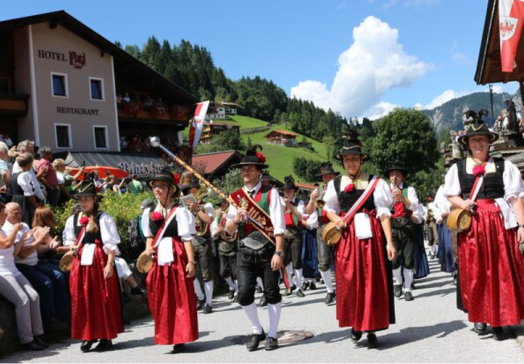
[{"xmin": 0, "ymin": 93, "xmax": 29, "ymax": 116}]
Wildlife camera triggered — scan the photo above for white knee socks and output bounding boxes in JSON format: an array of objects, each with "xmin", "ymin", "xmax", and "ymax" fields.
[
  {"xmin": 194, "ymin": 279, "xmax": 205, "ymax": 300},
  {"xmin": 242, "ymin": 302, "xmax": 263, "ymax": 334},
  {"xmin": 267, "ymin": 302, "xmax": 282, "ymax": 339},
  {"xmin": 320, "ymin": 270, "xmax": 334, "ymax": 293},
  {"xmin": 204, "ymin": 281, "xmax": 214, "ymax": 306}
]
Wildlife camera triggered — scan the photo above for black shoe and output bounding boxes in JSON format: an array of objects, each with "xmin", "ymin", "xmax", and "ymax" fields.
[
  {"xmin": 394, "ymin": 284, "xmax": 402, "ymax": 298},
  {"xmin": 367, "ymin": 332, "xmax": 379, "ymax": 348},
  {"xmin": 95, "ymin": 339, "xmax": 113, "ymax": 352},
  {"xmin": 34, "ymin": 335, "xmax": 49, "ymax": 349},
  {"xmin": 203, "ymin": 304, "xmax": 213, "ymax": 314},
  {"xmin": 453, "ymin": 276, "xmax": 458, "ymax": 285},
  {"xmin": 21, "ymin": 341, "xmax": 45, "ymax": 351},
  {"xmin": 228, "ymin": 289, "xmax": 235, "ymax": 300},
  {"xmin": 492, "ymin": 327, "xmax": 507, "ymax": 341},
  {"xmin": 309, "ymin": 282, "xmax": 317, "ymax": 290},
  {"xmin": 259, "ymin": 295, "xmax": 268, "ymax": 307},
  {"xmin": 325, "ymin": 292, "xmax": 336, "ymax": 305},
  {"xmin": 350, "ymin": 328, "xmax": 362, "ymax": 342},
  {"xmin": 296, "ymin": 289, "xmax": 305, "ymax": 297},
  {"xmin": 286, "ymin": 285, "xmax": 296, "ymax": 296},
  {"xmin": 196, "ymin": 297, "xmax": 205, "ymax": 310},
  {"xmin": 474, "ymin": 322, "xmax": 487, "ymax": 335},
  {"xmin": 130, "ymin": 287, "xmax": 146, "ymax": 297},
  {"xmin": 80, "ymin": 340, "xmax": 97, "ymax": 352},
  {"xmin": 246, "ymin": 331, "xmax": 266, "ymax": 351},
  {"xmin": 302, "ymin": 281, "xmax": 310, "ymax": 291},
  {"xmin": 404, "ymin": 291, "xmax": 414, "ymax": 301},
  {"xmin": 255, "ymin": 286, "xmax": 263, "ymax": 294},
  {"xmin": 172, "ymin": 343, "xmax": 186, "ymax": 353},
  {"xmin": 233, "ymin": 295, "xmax": 239, "ymax": 303},
  {"xmin": 265, "ymin": 336, "xmax": 278, "ymax": 351}
]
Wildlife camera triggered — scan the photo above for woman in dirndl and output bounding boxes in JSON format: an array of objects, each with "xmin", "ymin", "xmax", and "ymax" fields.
[
  {"xmin": 63, "ymin": 179, "xmax": 123, "ymax": 352},
  {"xmin": 443, "ymin": 111, "xmax": 524, "ymax": 340},
  {"xmin": 323, "ymin": 137, "xmax": 397, "ymax": 348},
  {"xmin": 141, "ymin": 169, "xmax": 198, "ymax": 353}
]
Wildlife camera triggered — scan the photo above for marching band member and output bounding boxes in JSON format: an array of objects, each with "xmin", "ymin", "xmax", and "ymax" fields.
[
  {"xmin": 142, "ymin": 169, "xmax": 198, "ymax": 353},
  {"xmin": 443, "ymin": 113, "xmax": 524, "ymax": 341},
  {"xmin": 63, "ymin": 179, "xmax": 123, "ymax": 352},
  {"xmin": 226, "ymin": 147, "xmax": 286, "ymax": 351},
  {"xmin": 324, "ymin": 137, "xmax": 397, "ymax": 348}
]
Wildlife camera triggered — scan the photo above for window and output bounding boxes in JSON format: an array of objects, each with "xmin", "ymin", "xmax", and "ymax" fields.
[
  {"xmin": 51, "ymin": 74, "xmax": 67, "ymax": 97},
  {"xmin": 90, "ymin": 78, "xmax": 104, "ymax": 100},
  {"xmin": 94, "ymin": 126, "xmax": 108, "ymax": 149},
  {"xmin": 55, "ymin": 124, "xmax": 71, "ymax": 148}
]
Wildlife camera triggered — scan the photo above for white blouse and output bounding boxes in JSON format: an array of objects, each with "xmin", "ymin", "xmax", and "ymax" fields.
[
  {"xmin": 0, "ymin": 230, "xmax": 21, "ymax": 277},
  {"xmin": 433, "ymin": 185, "xmax": 451, "ymax": 222},
  {"xmin": 226, "ymin": 182, "xmax": 286, "ymax": 235},
  {"xmin": 63, "ymin": 212, "xmax": 121, "ymax": 255},
  {"xmin": 6, "ymin": 222, "xmax": 39, "ymax": 266},
  {"xmin": 141, "ymin": 205, "xmax": 196, "ymax": 241},
  {"xmin": 17, "ymin": 170, "xmax": 46, "ymax": 201},
  {"xmin": 323, "ymin": 175, "xmax": 393, "ymax": 219},
  {"xmin": 443, "ymin": 159, "xmax": 524, "ymax": 201}
]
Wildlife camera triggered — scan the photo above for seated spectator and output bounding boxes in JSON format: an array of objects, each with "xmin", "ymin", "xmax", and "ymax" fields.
[
  {"xmin": 0, "ymin": 142, "xmax": 10, "ymax": 201},
  {"xmin": 12, "ymin": 153, "xmax": 46, "ymax": 225},
  {"xmin": 3, "ymin": 134, "xmax": 13, "ymax": 148},
  {"xmin": 0, "ymin": 202, "xmax": 48, "ymax": 351},
  {"xmin": 127, "ymin": 174, "xmax": 143, "ymax": 195},
  {"xmin": 114, "ymin": 257, "xmax": 145, "ymax": 297}
]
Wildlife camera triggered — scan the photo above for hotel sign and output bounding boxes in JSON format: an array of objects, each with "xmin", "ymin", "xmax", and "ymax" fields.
[
  {"xmin": 37, "ymin": 49, "xmax": 87, "ymax": 69},
  {"xmin": 117, "ymin": 161, "xmax": 174, "ymax": 177}
]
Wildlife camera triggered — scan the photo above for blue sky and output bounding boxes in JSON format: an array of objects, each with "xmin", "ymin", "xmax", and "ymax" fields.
[{"xmin": 2, "ymin": 0, "xmax": 513, "ymax": 119}]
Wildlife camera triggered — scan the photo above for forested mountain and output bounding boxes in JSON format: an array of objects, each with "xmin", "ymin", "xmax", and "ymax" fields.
[{"xmin": 117, "ymin": 37, "xmax": 350, "ymax": 142}]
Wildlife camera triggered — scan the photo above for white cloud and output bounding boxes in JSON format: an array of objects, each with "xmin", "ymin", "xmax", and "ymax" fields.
[
  {"xmin": 290, "ymin": 16, "xmax": 432, "ymax": 119},
  {"xmin": 365, "ymin": 101, "xmax": 400, "ymax": 120},
  {"xmin": 450, "ymin": 40, "xmax": 471, "ymax": 65}
]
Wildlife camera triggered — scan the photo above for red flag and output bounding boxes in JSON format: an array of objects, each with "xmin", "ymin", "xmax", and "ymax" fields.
[
  {"xmin": 188, "ymin": 101, "xmax": 210, "ymax": 152},
  {"xmin": 499, "ymin": 0, "xmax": 524, "ymax": 72}
]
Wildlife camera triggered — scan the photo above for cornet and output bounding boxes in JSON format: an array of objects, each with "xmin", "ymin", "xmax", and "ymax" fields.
[{"xmin": 313, "ymin": 186, "xmax": 326, "ymax": 209}]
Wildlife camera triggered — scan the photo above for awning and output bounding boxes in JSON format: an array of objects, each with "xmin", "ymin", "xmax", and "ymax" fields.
[{"xmin": 62, "ymin": 151, "xmax": 173, "ymax": 178}]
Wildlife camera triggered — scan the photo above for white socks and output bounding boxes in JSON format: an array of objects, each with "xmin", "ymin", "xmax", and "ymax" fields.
[
  {"xmin": 320, "ymin": 270, "xmax": 334, "ymax": 293},
  {"xmin": 267, "ymin": 302, "xmax": 282, "ymax": 339},
  {"xmin": 286, "ymin": 263, "xmax": 293, "ymax": 286},
  {"xmin": 242, "ymin": 302, "xmax": 263, "ymax": 334},
  {"xmin": 194, "ymin": 279, "xmax": 205, "ymax": 300},
  {"xmin": 225, "ymin": 277, "xmax": 236, "ymax": 292},
  {"xmin": 204, "ymin": 281, "xmax": 214, "ymax": 306},
  {"xmin": 294, "ymin": 268, "xmax": 303, "ymax": 289},
  {"xmin": 404, "ymin": 269, "xmax": 414, "ymax": 292},
  {"xmin": 256, "ymin": 277, "xmax": 264, "ymax": 291},
  {"xmin": 393, "ymin": 267, "xmax": 403, "ymax": 286}
]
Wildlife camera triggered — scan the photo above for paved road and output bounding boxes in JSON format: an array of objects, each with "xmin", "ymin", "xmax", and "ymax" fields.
[{"xmin": 3, "ymin": 257, "xmax": 524, "ymax": 363}]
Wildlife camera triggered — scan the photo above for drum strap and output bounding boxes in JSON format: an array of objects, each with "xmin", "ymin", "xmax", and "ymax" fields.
[
  {"xmin": 342, "ymin": 175, "xmax": 380, "ymax": 224},
  {"xmin": 152, "ymin": 206, "xmax": 179, "ymax": 248}
]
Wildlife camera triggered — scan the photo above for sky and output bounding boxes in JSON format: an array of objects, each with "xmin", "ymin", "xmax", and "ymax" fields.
[{"xmin": 2, "ymin": 0, "xmax": 516, "ymax": 120}]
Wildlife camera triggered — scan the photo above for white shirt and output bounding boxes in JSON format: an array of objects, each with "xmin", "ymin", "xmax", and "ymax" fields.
[
  {"xmin": 226, "ymin": 182, "xmax": 286, "ymax": 235},
  {"xmin": 17, "ymin": 170, "xmax": 46, "ymax": 201},
  {"xmin": 0, "ymin": 230, "xmax": 21, "ymax": 277},
  {"xmin": 4, "ymin": 221, "xmax": 39, "ymax": 267},
  {"xmin": 433, "ymin": 185, "xmax": 451, "ymax": 222},
  {"xmin": 142, "ymin": 205, "xmax": 196, "ymax": 241},
  {"xmin": 323, "ymin": 174, "xmax": 393, "ymax": 219},
  {"xmin": 303, "ymin": 209, "xmax": 319, "ymax": 230},
  {"xmin": 63, "ymin": 213, "xmax": 121, "ymax": 255}
]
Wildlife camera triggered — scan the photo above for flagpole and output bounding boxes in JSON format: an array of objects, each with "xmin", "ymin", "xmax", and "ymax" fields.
[{"xmin": 489, "ymin": 84, "xmax": 495, "ymax": 123}]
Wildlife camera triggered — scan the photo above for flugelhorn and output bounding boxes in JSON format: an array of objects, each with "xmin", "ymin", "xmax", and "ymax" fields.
[{"xmin": 314, "ymin": 186, "xmax": 326, "ymax": 209}]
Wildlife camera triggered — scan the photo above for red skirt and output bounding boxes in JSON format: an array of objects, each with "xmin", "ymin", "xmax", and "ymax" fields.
[
  {"xmin": 146, "ymin": 237, "xmax": 199, "ymax": 345},
  {"xmin": 335, "ymin": 210, "xmax": 392, "ymax": 331},
  {"xmin": 457, "ymin": 199, "xmax": 524, "ymax": 326},
  {"xmin": 70, "ymin": 244, "xmax": 123, "ymax": 341}
]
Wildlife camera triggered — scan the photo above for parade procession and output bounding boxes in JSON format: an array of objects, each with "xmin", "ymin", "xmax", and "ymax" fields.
[{"xmin": 2, "ymin": 1, "xmax": 524, "ymax": 363}]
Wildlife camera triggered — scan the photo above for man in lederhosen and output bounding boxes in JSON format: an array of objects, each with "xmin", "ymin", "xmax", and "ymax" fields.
[
  {"xmin": 226, "ymin": 148, "xmax": 285, "ymax": 351},
  {"xmin": 211, "ymin": 198, "xmax": 238, "ymax": 302},
  {"xmin": 305, "ymin": 162, "xmax": 338, "ymax": 305},
  {"xmin": 282, "ymin": 175, "xmax": 306, "ymax": 297},
  {"xmin": 185, "ymin": 181, "xmax": 216, "ymax": 313},
  {"xmin": 386, "ymin": 161, "xmax": 419, "ymax": 302}
]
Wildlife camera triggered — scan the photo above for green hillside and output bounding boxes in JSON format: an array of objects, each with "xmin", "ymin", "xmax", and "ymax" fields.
[{"xmin": 227, "ymin": 115, "xmax": 268, "ymax": 128}]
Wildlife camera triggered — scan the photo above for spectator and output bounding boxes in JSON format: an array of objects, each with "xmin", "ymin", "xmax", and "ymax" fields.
[
  {"xmin": 12, "ymin": 140, "xmax": 35, "ymax": 174},
  {"xmin": 0, "ymin": 142, "xmax": 10, "ymax": 201},
  {"xmin": 0, "ymin": 202, "xmax": 48, "ymax": 351},
  {"xmin": 37, "ymin": 146, "xmax": 59, "ymax": 207},
  {"xmin": 127, "ymin": 174, "xmax": 143, "ymax": 194},
  {"xmin": 123, "ymin": 93, "xmax": 131, "ymax": 103},
  {"xmin": 4, "ymin": 134, "xmax": 13, "ymax": 148},
  {"xmin": 12, "ymin": 153, "xmax": 46, "ymax": 225}
]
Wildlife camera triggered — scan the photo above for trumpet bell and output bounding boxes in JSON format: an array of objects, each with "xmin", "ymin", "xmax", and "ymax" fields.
[{"xmin": 315, "ymin": 200, "xmax": 325, "ymax": 209}]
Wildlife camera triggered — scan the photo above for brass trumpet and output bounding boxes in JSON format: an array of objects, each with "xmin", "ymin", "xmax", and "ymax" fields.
[{"xmin": 313, "ymin": 186, "xmax": 326, "ymax": 209}]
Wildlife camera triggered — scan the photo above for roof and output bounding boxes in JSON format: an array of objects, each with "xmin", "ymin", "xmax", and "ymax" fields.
[
  {"xmin": 192, "ymin": 150, "xmax": 241, "ymax": 175},
  {"xmin": 264, "ymin": 129, "xmax": 298, "ymax": 137},
  {"xmin": 474, "ymin": 0, "xmax": 524, "ymax": 84},
  {"xmin": 0, "ymin": 11, "xmax": 199, "ymax": 104},
  {"xmin": 294, "ymin": 182, "xmax": 317, "ymax": 191}
]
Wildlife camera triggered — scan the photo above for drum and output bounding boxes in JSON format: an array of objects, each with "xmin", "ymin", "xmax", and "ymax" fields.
[
  {"xmin": 59, "ymin": 251, "xmax": 74, "ymax": 272},
  {"xmin": 447, "ymin": 208, "xmax": 472, "ymax": 232},
  {"xmin": 321, "ymin": 221, "xmax": 342, "ymax": 246},
  {"xmin": 136, "ymin": 251, "xmax": 153, "ymax": 274}
]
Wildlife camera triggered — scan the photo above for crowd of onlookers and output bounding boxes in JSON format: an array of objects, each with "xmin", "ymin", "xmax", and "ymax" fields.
[{"xmin": 0, "ymin": 139, "xmax": 149, "ymax": 351}]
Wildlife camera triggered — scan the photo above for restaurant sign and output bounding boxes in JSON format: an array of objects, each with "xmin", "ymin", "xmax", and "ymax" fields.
[{"xmin": 117, "ymin": 161, "xmax": 174, "ymax": 177}]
